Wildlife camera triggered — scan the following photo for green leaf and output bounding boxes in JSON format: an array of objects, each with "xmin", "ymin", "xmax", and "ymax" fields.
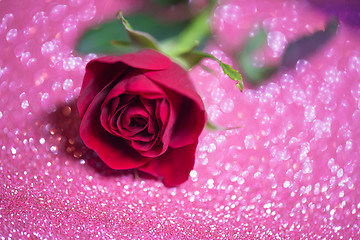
[
  {"xmin": 243, "ymin": 28, "xmax": 267, "ymax": 53},
  {"xmin": 127, "ymin": 14, "xmax": 189, "ymax": 42},
  {"xmin": 237, "ymin": 28, "xmax": 278, "ymax": 85},
  {"xmin": 76, "ymin": 20, "xmax": 133, "ymax": 54},
  {"xmin": 238, "ymin": 53, "xmax": 278, "ymax": 85},
  {"xmin": 238, "ymin": 18, "xmax": 338, "ymax": 86},
  {"xmin": 76, "ymin": 13, "xmax": 189, "ymax": 54},
  {"xmin": 164, "ymin": 6, "xmax": 211, "ymax": 56},
  {"xmin": 118, "ymin": 11, "xmax": 160, "ymax": 50}
]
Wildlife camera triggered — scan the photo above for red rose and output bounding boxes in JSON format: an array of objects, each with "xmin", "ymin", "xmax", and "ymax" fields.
[{"xmin": 77, "ymin": 49, "xmax": 206, "ymax": 186}]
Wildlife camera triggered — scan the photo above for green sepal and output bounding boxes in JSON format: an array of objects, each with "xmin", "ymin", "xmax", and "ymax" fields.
[
  {"xmin": 205, "ymin": 120, "xmax": 243, "ymax": 131},
  {"xmin": 180, "ymin": 51, "xmax": 243, "ymax": 91},
  {"xmin": 217, "ymin": 60, "xmax": 243, "ymax": 91},
  {"xmin": 117, "ymin": 11, "xmax": 160, "ymax": 50}
]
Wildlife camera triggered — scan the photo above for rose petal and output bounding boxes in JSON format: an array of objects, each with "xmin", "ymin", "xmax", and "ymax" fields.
[
  {"xmin": 155, "ymin": 98, "xmax": 172, "ymax": 148},
  {"xmin": 78, "ymin": 49, "xmax": 170, "ymax": 118},
  {"xmin": 109, "ymin": 96, "xmax": 121, "ymax": 118},
  {"xmin": 143, "ymin": 62, "xmax": 204, "ymax": 107},
  {"xmin": 110, "ymin": 112, "xmax": 122, "ymax": 135},
  {"xmin": 131, "ymin": 98, "xmax": 172, "ymax": 158},
  {"xmin": 167, "ymin": 95, "xmax": 206, "ymax": 148},
  {"xmin": 131, "ymin": 139, "xmax": 159, "ymax": 152},
  {"xmin": 138, "ymin": 143, "xmax": 198, "ymax": 187},
  {"xmin": 156, "ymin": 99, "xmax": 170, "ymax": 131},
  {"xmin": 80, "ymin": 87, "xmax": 150, "ymax": 169},
  {"xmin": 143, "ymin": 62, "xmax": 206, "ymax": 148},
  {"xmin": 100, "ymin": 97, "xmax": 128, "ymax": 136},
  {"xmin": 130, "ymin": 131, "xmax": 154, "ymax": 142},
  {"xmin": 77, "ymin": 62, "xmax": 128, "ymax": 118},
  {"xmin": 117, "ymin": 48, "xmax": 171, "ymax": 70},
  {"xmin": 98, "ymin": 71, "xmax": 172, "ymax": 157},
  {"xmin": 112, "ymin": 95, "xmax": 137, "ymax": 124},
  {"xmin": 138, "ymin": 97, "xmax": 155, "ymax": 114},
  {"xmin": 102, "ymin": 70, "xmax": 165, "ymax": 108},
  {"xmin": 139, "ymin": 97, "xmax": 158, "ymax": 134},
  {"xmin": 119, "ymin": 100, "xmax": 149, "ymax": 133},
  {"xmin": 91, "ymin": 49, "xmax": 171, "ymax": 70},
  {"xmin": 129, "ymin": 121, "xmax": 164, "ymax": 158}
]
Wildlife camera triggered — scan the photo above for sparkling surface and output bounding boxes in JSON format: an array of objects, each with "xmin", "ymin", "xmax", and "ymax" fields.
[{"xmin": 1, "ymin": 0, "xmax": 360, "ymax": 239}]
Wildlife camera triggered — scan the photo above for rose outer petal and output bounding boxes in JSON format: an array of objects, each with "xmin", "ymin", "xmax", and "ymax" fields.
[
  {"xmin": 115, "ymin": 49, "xmax": 171, "ymax": 70},
  {"xmin": 90, "ymin": 49, "xmax": 171, "ymax": 70},
  {"xmin": 138, "ymin": 143, "xmax": 198, "ymax": 187},
  {"xmin": 80, "ymin": 86, "xmax": 151, "ymax": 169}
]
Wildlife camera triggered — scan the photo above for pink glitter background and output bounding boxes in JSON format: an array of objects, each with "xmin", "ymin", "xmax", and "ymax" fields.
[{"xmin": 1, "ymin": 0, "xmax": 360, "ymax": 239}]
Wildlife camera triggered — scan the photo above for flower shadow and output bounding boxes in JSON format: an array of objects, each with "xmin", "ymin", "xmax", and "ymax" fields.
[{"xmin": 47, "ymin": 100, "xmax": 153, "ymax": 181}]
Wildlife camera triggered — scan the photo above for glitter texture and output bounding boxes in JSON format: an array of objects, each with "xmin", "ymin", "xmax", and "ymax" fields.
[{"xmin": 1, "ymin": 0, "xmax": 360, "ymax": 239}]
